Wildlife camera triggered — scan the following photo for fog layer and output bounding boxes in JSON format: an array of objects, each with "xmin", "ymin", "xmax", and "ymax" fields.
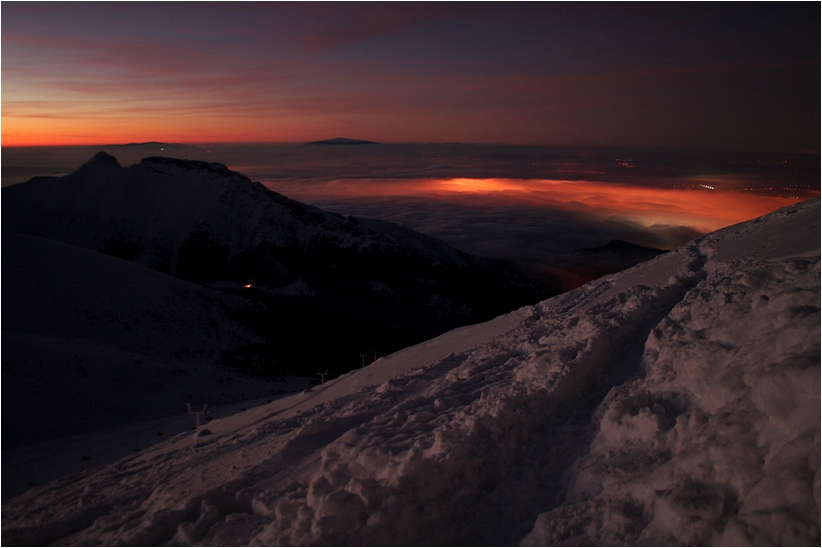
[{"xmin": 4, "ymin": 143, "xmax": 816, "ymax": 281}]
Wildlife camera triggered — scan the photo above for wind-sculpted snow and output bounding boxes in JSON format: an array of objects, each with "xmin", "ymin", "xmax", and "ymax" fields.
[
  {"xmin": 524, "ymin": 253, "xmax": 819, "ymax": 545},
  {"xmin": 2, "ymin": 198, "xmax": 819, "ymax": 546}
]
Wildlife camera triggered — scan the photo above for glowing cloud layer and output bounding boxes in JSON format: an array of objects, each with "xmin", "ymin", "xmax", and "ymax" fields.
[{"xmin": 264, "ymin": 177, "xmax": 800, "ymax": 239}]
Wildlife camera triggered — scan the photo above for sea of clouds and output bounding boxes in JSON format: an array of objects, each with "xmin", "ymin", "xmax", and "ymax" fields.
[{"xmin": 3, "ymin": 142, "xmax": 816, "ymax": 282}]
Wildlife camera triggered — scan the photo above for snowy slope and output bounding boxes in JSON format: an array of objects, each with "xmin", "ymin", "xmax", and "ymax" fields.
[
  {"xmin": 1, "ymin": 390, "xmax": 310, "ymax": 502},
  {"xmin": 2, "ymin": 231, "xmax": 262, "ymax": 360},
  {"xmin": 2, "ymin": 232, "xmax": 290, "ymax": 446},
  {"xmin": 2, "ymin": 198, "xmax": 818, "ymax": 546}
]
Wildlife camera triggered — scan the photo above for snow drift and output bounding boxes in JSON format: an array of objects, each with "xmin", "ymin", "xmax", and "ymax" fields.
[{"xmin": 2, "ymin": 197, "xmax": 819, "ymax": 546}]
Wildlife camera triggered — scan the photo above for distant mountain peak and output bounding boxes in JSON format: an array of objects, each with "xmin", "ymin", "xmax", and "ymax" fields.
[
  {"xmin": 138, "ymin": 156, "xmax": 251, "ymax": 181},
  {"xmin": 79, "ymin": 151, "xmax": 121, "ymax": 170},
  {"xmin": 305, "ymin": 137, "xmax": 379, "ymax": 145}
]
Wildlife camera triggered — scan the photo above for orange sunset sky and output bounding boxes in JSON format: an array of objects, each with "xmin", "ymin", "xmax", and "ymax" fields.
[
  {"xmin": 2, "ymin": 2, "xmax": 818, "ymax": 260},
  {"xmin": 2, "ymin": 3, "xmax": 819, "ymax": 150}
]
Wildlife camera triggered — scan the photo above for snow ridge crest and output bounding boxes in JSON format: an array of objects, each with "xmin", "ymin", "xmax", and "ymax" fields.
[{"xmin": 138, "ymin": 156, "xmax": 251, "ymax": 182}]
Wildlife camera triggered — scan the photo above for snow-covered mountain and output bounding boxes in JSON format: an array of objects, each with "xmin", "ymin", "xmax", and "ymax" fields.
[
  {"xmin": 2, "ymin": 231, "xmax": 298, "ymax": 447},
  {"xmin": 2, "ymin": 153, "xmax": 548, "ymax": 376},
  {"xmin": 3, "ymin": 197, "xmax": 817, "ymax": 545}
]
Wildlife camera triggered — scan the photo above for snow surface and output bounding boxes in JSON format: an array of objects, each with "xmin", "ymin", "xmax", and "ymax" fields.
[
  {"xmin": 1, "ymin": 231, "xmax": 295, "ymax": 448},
  {"xmin": 2, "ymin": 197, "xmax": 819, "ymax": 546},
  {"xmin": 1, "ymin": 388, "xmax": 310, "ymax": 502}
]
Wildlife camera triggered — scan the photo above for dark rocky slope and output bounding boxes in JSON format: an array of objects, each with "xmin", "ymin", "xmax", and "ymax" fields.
[{"xmin": 3, "ymin": 153, "xmax": 550, "ymax": 377}]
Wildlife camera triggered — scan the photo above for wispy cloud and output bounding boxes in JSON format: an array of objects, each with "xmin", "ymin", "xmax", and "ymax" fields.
[{"xmin": 2, "ymin": 3, "xmax": 818, "ymax": 147}]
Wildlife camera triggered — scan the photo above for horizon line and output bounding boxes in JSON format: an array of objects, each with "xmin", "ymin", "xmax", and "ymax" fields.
[{"xmin": 2, "ymin": 140, "xmax": 819, "ymax": 156}]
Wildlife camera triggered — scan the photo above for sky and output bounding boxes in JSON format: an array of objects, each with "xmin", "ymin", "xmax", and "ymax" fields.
[{"xmin": 2, "ymin": 2, "xmax": 819, "ymax": 149}]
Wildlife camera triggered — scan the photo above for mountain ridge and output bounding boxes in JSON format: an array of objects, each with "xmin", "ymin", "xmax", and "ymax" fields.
[
  {"xmin": 305, "ymin": 137, "xmax": 379, "ymax": 145},
  {"xmin": 2, "ymin": 230, "xmax": 286, "ymax": 447},
  {"xmin": 3, "ymin": 197, "xmax": 817, "ymax": 546},
  {"xmin": 2, "ymin": 154, "xmax": 550, "ymax": 378},
  {"xmin": 576, "ymin": 239, "xmax": 666, "ymax": 255}
]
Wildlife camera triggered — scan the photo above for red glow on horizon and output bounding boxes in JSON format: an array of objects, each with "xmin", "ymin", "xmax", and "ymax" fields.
[
  {"xmin": 0, "ymin": 118, "xmax": 305, "ymax": 147},
  {"xmin": 263, "ymin": 177, "xmax": 805, "ymax": 244}
]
